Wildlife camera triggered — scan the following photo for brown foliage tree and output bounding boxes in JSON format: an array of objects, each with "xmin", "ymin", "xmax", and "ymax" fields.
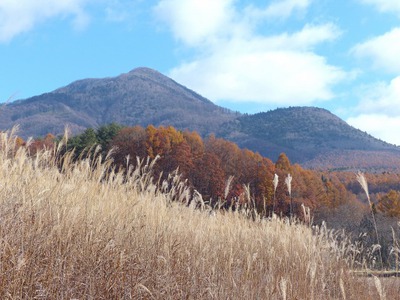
[
  {"xmin": 275, "ymin": 153, "xmax": 291, "ymax": 173},
  {"xmin": 377, "ymin": 190, "xmax": 400, "ymax": 217},
  {"xmin": 28, "ymin": 133, "xmax": 55, "ymax": 155},
  {"xmin": 111, "ymin": 126, "xmax": 147, "ymax": 167},
  {"xmin": 192, "ymin": 151, "xmax": 226, "ymax": 203}
]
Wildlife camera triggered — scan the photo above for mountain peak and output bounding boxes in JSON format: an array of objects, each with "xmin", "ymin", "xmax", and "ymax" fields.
[
  {"xmin": 125, "ymin": 67, "xmax": 164, "ymax": 79},
  {"xmin": 122, "ymin": 67, "xmax": 180, "ymax": 87},
  {"xmin": 128, "ymin": 67, "xmax": 160, "ymax": 75},
  {"xmin": 1, "ymin": 67, "xmax": 234, "ymax": 138}
]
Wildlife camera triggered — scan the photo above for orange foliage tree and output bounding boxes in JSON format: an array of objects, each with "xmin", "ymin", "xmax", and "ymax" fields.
[
  {"xmin": 28, "ymin": 133, "xmax": 56, "ymax": 155},
  {"xmin": 72, "ymin": 124, "xmax": 356, "ymax": 217},
  {"xmin": 111, "ymin": 126, "xmax": 147, "ymax": 167},
  {"xmin": 377, "ymin": 190, "xmax": 400, "ymax": 217}
]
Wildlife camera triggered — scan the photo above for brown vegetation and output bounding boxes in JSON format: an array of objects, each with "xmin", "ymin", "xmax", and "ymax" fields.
[{"xmin": 1, "ymin": 128, "xmax": 400, "ymax": 298}]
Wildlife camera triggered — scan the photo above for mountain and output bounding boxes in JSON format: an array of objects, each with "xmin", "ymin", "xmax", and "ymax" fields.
[
  {"xmin": 1, "ymin": 67, "xmax": 400, "ymax": 171},
  {"xmin": 219, "ymin": 107, "xmax": 400, "ymax": 171},
  {"xmin": 0, "ymin": 67, "xmax": 236, "ymax": 138}
]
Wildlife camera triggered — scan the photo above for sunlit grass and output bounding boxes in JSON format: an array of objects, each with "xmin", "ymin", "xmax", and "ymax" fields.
[{"xmin": 0, "ymin": 128, "xmax": 397, "ymax": 299}]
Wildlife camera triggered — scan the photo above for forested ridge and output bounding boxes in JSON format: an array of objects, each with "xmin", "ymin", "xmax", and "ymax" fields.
[{"xmin": 2, "ymin": 68, "xmax": 400, "ymax": 172}]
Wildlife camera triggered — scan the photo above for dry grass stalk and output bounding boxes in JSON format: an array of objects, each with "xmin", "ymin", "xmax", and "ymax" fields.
[
  {"xmin": 391, "ymin": 227, "xmax": 399, "ymax": 273},
  {"xmin": 356, "ymin": 171, "xmax": 383, "ymax": 267},
  {"xmin": 340, "ymin": 269, "xmax": 346, "ymax": 300},
  {"xmin": 373, "ymin": 276, "xmax": 386, "ymax": 300},
  {"xmin": 224, "ymin": 175, "xmax": 234, "ymax": 199},
  {"xmin": 272, "ymin": 173, "xmax": 278, "ymax": 215},
  {"xmin": 280, "ymin": 278, "xmax": 287, "ymax": 300},
  {"xmin": 302, "ymin": 203, "xmax": 312, "ymax": 226},
  {"xmin": 285, "ymin": 174, "xmax": 293, "ymax": 218},
  {"xmin": 0, "ymin": 127, "xmax": 397, "ymax": 299}
]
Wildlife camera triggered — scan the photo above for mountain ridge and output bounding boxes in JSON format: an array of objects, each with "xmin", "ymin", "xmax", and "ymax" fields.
[
  {"xmin": 1, "ymin": 67, "xmax": 399, "ymax": 171},
  {"xmin": 2, "ymin": 67, "xmax": 236, "ymax": 137},
  {"xmin": 218, "ymin": 106, "xmax": 400, "ymax": 170}
]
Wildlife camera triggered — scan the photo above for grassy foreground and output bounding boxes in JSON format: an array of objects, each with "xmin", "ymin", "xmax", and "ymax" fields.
[{"xmin": 0, "ymin": 129, "xmax": 398, "ymax": 299}]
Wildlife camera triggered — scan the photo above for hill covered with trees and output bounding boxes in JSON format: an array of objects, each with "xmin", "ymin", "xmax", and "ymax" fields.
[
  {"xmin": 1, "ymin": 68, "xmax": 400, "ymax": 171},
  {"xmin": 220, "ymin": 107, "xmax": 400, "ymax": 170}
]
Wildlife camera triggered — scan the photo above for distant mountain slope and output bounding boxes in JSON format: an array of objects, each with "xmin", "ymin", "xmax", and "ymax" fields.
[
  {"xmin": 1, "ymin": 68, "xmax": 400, "ymax": 171},
  {"xmin": 0, "ymin": 67, "xmax": 236, "ymax": 137},
  {"xmin": 219, "ymin": 107, "xmax": 400, "ymax": 170}
]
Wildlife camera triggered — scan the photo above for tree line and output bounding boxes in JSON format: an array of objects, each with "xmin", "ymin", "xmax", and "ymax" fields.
[{"xmin": 20, "ymin": 123, "xmax": 400, "ymax": 220}]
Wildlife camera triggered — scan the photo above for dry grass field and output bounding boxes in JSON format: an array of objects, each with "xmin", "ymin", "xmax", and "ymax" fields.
[{"xmin": 0, "ymin": 128, "xmax": 399, "ymax": 299}]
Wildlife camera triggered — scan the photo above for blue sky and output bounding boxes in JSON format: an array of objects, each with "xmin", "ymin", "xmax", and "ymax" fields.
[{"xmin": 1, "ymin": 0, "xmax": 400, "ymax": 145}]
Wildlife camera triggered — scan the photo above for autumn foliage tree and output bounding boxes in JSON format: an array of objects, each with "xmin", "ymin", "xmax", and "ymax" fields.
[
  {"xmin": 191, "ymin": 152, "xmax": 226, "ymax": 203},
  {"xmin": 204, "ymin": 135, "xmax": 276, "ymax": 209},
  {"xmin": 111, "ymin": 125, "xmax": 357, "ymax": 215},
  {"xmin": 28, "ymin": 133, "xmax": 56, "ymax": 155},
  {"xmin": 274, "ymin": 153, "xmax": 292, "ymax": 215},
  {"xmin": 15, "ymin": 136, "xmax": 25, "ymax": 148},
  {"xmin": 377, "ymin": 190, "xmax": 400, "ymax": 217},
  {"xmin": 111, "ymin": 126, "xmax": 147, "ymax": 167},
  {"xmin": 45, "ymin": 123, "xmax": 361, "ymax": 218}
]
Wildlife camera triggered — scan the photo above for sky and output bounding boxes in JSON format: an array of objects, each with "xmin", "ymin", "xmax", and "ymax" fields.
[{"xmin": 1, "ymin": 0, "xmax": 400, "ymax": 145}]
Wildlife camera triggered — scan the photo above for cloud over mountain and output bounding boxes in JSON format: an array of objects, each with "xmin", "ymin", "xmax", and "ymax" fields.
[
  {"xmin": 352, "ymin": 28, "xmax": 400, "ymax": 74},
  {"xmin": 349, "ymin": 1, "xmax": 400, "ymax": 146},
  {"xmin": 155, "ymin": 0, "xmax": 346, "ymax": 106},
  {"xmin": 347, "ymin": 77, "xmax": 400, "ymax": 146}
]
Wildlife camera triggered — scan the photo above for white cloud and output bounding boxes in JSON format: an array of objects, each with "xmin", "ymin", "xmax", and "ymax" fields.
[
  {"xmin": 347, "ymin": 76, "xmax": 400, "ymax": 145},
  {"xmin": 288, "ymin": 23, "xmax": 340, "ymax": 49},
  {"xmin": 351, "ymin": 28, "xmax": 400, "ymax": 74},
  {"xmin": 154, "ymin": 0, "xmax": 316, "ymax": 47},
  {"xmin": 154, "ymin": 0, "xmax": 236, "ymax": 47},
  {"xmin": 359, "ymin": 0, "xmax": 400, "ymax": 16},
  {"xmin": 347, "ymin": 114, "xmax": 400, "ymax": 146},
  {"xmin": 355, "ymin": 76, "xmax": 400, "ymax": 116},
  {"xmin": 350, "ymin": 6, "xmax": 400, "ymax": 145},
  {"xmin": 170, "ymin": 29, "xmax": 345, "ymax": 104},
  {"xmin": 155, "ymin": 0, "xmax": 345, "ymax": 105},
  {"xmin": 252, "ymin": 0, "xmax": 312, "ymax": 20},
  {"xmin": 0, "ymin": 0, "xmax": 90, "ymax": 42}
]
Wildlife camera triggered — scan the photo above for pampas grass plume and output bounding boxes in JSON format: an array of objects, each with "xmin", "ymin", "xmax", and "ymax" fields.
[{"xmin": 285, "ymin": 174, "xmax": 292, "ymax": 196}]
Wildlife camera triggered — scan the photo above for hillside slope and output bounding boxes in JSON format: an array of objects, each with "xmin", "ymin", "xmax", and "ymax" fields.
[
  {"xmin": 1, "ymin": 68, "xmax": 400, "ymax": 170},
  {"xmin": 0, "ymin": 67, "xmax": 236, "ymax": 137},
  {"xmin": 221, "ymin": 107, "xmax": 400, "ymax": 170}
]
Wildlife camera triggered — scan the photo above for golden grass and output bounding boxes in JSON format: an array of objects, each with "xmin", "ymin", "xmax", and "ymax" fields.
[{"xmin": 0, "ymin": 129, "xmax": 399, "ymax": 299}]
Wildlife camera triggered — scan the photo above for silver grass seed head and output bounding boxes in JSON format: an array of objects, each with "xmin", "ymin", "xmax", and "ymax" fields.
[
  {"xmin": 356, "ymin": 171, "xmax": 370, "ymax": 200},
  {"xmin": 273, "ymin": 174, "xmax": 279, "ymax": 192},
  {"xmin": 63, "ymin": 125, "xmax": 70, "ymax": 145},
  {"xmin": 224, "ymin": 175, "xmax": 234, "ymax": 199},
  {"xmin": 285, "ymin": 174, "xmax": 292, "ymax": 196}
]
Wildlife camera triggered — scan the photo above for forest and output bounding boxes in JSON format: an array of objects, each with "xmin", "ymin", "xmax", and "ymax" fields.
[{"xmin": 18, "ymin": 123, "xmax": 400, "ymax": 265}]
